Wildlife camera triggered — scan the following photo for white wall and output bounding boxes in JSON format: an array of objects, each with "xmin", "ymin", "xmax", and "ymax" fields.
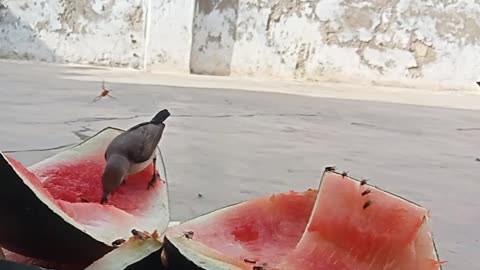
[
  {"xmin": 189, "ymin": 0, "xmax": 239, "ymax": 76},
  {"xmin": 146, "ymin": 0, "xmax": 195, "ymax": 73},
  {"xmin": 1, "ymin": 0, "xmax": 479, "ymax": 87},
  {"xmin": 0, "ymin": 0, "xmax": 146, "ymax": 68},
  {"xmin": 229, "ymin": 0, "xmax": 480, "ymax": 86}
]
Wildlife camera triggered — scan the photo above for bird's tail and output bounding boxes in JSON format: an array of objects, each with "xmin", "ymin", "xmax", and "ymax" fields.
[{"xmin": 150, "ymin": 109, "xmax": 171, "ymax": 125}]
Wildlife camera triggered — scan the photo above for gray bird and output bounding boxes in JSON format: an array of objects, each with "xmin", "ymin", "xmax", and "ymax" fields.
[{"xmin": 100, "ymin": 109, "xmax": 170, "ymax": 204}]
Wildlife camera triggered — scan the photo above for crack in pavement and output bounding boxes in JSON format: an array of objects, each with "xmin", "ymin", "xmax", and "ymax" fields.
[
  {"xmin": 174, "ymin": 113, "xmax": 319, "ymax": 118},
  {"xmin": 457, "ymin": 128, "xmax": 480, "ymax": 131},
  {"xmin": 351, "ymin": 122, "xmax": 378, "ymax": 128},
  {"xmin": 18, "ymin": 113, "xmax": 320, "ymax": 126},
  {"xmin": 72, "ymin": 126, "xmax": 94, "ymax": 140},
  {"xmin": 64, "ymin": 115, "xmax": 148, "ymax": 124}
]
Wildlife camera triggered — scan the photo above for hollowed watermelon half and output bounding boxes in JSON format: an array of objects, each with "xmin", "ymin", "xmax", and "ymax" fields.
[
  {"xmin": 162, "ymin": 168, "xmax": 444, "ymax": 270},
  {"xmin": 0, "ymin": 127, "xmax": 170, "ymax": 268},
  {"xmin": 162, "ymin": 189, "xmax": 318, "ymax": 269}
]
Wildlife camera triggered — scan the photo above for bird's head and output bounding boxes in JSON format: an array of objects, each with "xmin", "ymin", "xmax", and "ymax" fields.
[{"xmin": 101, "ymin": 155, "xmax": 129, "ymax": 204}]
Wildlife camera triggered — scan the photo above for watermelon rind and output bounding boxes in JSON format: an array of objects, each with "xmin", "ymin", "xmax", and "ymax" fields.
[
  {"xmin": 163, "ymin": 235, "xmax": 243, "ymax": 270},
  {"xmin": 84, "ymin": 221, "xmax": 180, "ymax": 270},
  {"xmin": 84, "ymin": 230, "xmax": 163, "ymax": 270},
  {"xmin": 0, "ymin": 259, "xmax": 49, "ymax": 270},
  {"xmin": 0, "ymin": 127, "xmax": 170, "ymax": 265}
]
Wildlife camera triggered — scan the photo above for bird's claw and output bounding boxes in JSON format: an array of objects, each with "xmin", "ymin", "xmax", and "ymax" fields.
[
  {"xmin": 101, "ymin": 195, "xmax": 108, "ymax": 205},
  {"xmin": 147, "ymin": 179, "xmax": 155, "ymax": 190},
  {"xmin": 147, "ymin": 172, "xmax": 160, "ymax": 190}
]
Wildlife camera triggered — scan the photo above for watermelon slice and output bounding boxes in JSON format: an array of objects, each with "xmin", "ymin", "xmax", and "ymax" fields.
[
  {"xmin": 276, "ymin": 169, "xmax": 444, "ymax": 270},
  {"xmin": 0, "ymin": 127, "xmax": 169, "ymax": 267},
  {"xmin": 162, "ymin": 168, "xmax": 444, "ymax": 270},
  {"xmin": 162, "ymin": 189, "xmax": 318, "ymax": 269}
]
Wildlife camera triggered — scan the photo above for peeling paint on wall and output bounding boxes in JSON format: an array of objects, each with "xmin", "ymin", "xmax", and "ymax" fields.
[
  {"xmin": 146, "ymin": 0, "xmax": 195, "ymax": 73},
  {"xmin": 231, "ymin": 0, "xmax": 480, "ymax": 85},
  {"xmin": 0, "ymin": 0, "xmax": 145, "ymax": 68},
  {"xmin": 189, "ymin": 0, "xmax": 239, "ymax": 76},
  {"xmin": 1, "ymin": 0, "xmax": 480, "ymax": 85}
]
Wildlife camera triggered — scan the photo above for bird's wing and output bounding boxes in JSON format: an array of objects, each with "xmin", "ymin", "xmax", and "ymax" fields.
[
  {"xmin": 127, "ymin": 123, "xmax": 165, "ymax": 163},
  {"xmin": 126, "ymin": 121, "xmax": 150, "ymax": 132}
]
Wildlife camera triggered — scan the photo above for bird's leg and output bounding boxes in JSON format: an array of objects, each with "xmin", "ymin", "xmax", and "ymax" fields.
[
  {"xmin": 147, "ymin": 156, "xmax": 159, "ymax": 190},
  {"xmin": 101, "ymin": 192, "xmax": 109, "ymax": 204}
]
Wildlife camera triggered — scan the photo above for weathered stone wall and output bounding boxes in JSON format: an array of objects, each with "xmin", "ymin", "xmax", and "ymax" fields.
[
  {"xmin": 0, "ymin": 0, "xmax": 194, "ymax": 72},
  {"xmin": 147, "ymin": 0, "xmax": 195, "ymax": 73},
  {"xmin": 0, "ymin": 0, "xmax": 146, "ymax": 68},
  {"xmin": 229, "ymin": 0, "xmax": 480, "ymax": 85},
  {"xmin": 189, "ymin": 0, "xmax": 239, "ymax": 76},
  {"xmin": 0, "ymin": 0, "xmax": 479, "ymax": 86}
]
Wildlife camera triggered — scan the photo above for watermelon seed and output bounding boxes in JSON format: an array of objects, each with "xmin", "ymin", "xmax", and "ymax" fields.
[
  {"xmin": 325, "ymin": 166, "xmax": 336, "ymax": 172},
  {"xmin": 363, "ymin": 200, "xmax": 373, "ymax": 209},
  {"xmin": 80, "ymin": 197, "xmax": 89, "ymax": 203},
  {"xmin": 244, "ymin": 258, "xmax": 256, "ymax": 264},
  {"xmin": 360, "ymin": 179, "xmax": 368, "ymax": 186},
  {"xmin": 361, "ymin": 189, "xmax": 371, "ymax": 196},
  {"xmin": 341, "ymin": 171, "xmax": 348, "ymax": 177},
  {"xmin": 253, "ymin": 266, "xmax": 265, "ymax": 270},
  {"xmin": 183, "ymin": 231, "xmax": 194, "ymax": 239},
  {"xmin": 112, "ymin": 239, "xmax": 126, "ymax": 246}
]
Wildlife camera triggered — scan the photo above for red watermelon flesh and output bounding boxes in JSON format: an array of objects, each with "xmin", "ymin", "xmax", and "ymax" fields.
[
  {"xmin": 0, "ymin": 127, "xmax": 170, "ymax": 264},
  {"xmin": 277, "ymin": 171, "xmax": 444, "ymax": 270},
  {"xmin": 164, "ymin": 189, "xmax": 318, "ymax": 269},
  {"xmin": 7, "ymin": 155, "xmax": 159, "ymax": 212},
  {"xmin": 163, "ymin": 168, "xmax": 443, "ymax": 270}
]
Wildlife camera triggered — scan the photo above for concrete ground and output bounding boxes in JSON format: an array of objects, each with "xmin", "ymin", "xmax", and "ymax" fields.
[{"xmin": 1, "ymin": 60, "xmax": 479, "ymax": 269}]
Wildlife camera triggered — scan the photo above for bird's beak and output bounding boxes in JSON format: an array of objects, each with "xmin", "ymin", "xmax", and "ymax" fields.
[{"xmin": 101, "ymin": 192, "xmax": 109, "ymax": 204}]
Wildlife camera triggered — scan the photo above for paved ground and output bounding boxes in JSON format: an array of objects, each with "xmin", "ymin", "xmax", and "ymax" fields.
[{"xmin": 1, "ymin": 60, "xmax": 479, "ymax": 269}]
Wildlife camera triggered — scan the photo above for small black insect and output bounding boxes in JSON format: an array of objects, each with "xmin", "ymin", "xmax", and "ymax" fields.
[
  {"xmin": 131, "ymin": 229, "xmax": 149, "ymax": 240},
  {"xmin": 184, "ymin": 231, "xmax": 194, "ymax": 239},
  {"xmin": 325, "ymin": 166, "xmax": 336, "ymax": 172},
  {"xmin": 360, "ymin": 179, "xmax": 368, "ymax": 186},
  {"xmin": 363, "ymin": 200, "xmax": 373, "ymax": 209},
  {"xmin": 197, "ymin": 193, "xmax": 203, "ymax": 198},
  {"xmin": 112, "ymin": 239, "xmax": 126, "ymax": 246},
  {"xmin": 341, "ymin": 171, "xmax": 348, "ymax": 177},
  {"xmin": 361, "ymin": 189, "xmax": 371, "ymax": 196}
]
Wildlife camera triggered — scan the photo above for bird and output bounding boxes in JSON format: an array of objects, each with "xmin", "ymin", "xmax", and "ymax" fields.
[{"xmin": 100, "ymin": 109, "xmax": 171, "ymax": 204}]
